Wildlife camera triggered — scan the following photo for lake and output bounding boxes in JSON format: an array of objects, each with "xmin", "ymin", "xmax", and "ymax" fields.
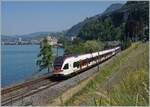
[{"xmin": 1, "ymin": 45, "xmax": 64, "ymax": 87}]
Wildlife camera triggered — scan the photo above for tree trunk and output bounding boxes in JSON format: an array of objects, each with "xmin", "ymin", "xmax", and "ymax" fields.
[{"xmin": 48, "ymin": 67, "xmax": 50, "ymax": 73}]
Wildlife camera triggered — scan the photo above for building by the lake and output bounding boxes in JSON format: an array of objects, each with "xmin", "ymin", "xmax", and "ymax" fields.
[{"xmin": 46, "ymin": 35, "xmax": 58, "ymax": 46}]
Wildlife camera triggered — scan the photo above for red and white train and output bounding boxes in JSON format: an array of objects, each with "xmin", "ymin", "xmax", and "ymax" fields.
[{"xmin": 52, "ymin": 46, "xmax": 120, "ymax": 76}]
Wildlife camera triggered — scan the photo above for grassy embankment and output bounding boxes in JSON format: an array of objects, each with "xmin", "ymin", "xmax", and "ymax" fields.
[{"xmin": 63, "ymin": 42, "xmax": 149, "ymax": 106}]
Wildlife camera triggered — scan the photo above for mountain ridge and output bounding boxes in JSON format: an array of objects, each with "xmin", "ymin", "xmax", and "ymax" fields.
[{"xmin": 65, "ymin": 3, "xmax": 124, "ymax": 37}]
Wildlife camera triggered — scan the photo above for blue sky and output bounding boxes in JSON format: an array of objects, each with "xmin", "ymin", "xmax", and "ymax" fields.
[{"xmin": 2, "ymin": 1, "xmax": 126, "ymax": 35}]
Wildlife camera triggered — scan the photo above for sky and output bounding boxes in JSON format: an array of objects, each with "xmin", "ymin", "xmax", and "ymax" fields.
[{"xmin": 2, "ymin": 1, "xmax": 126, "ymax": 35}]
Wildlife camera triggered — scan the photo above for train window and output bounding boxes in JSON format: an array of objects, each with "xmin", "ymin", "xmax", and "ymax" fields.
[
  {"xmin": 87, "ymin": 58, "xmax": 90, "ymax": 63},
  {"xmin": 91, "ymin": 57, "xmax": 94, "ymax": 61},
  {"xmin": 54, "ymin": 64, "xmax": 62, "ymax": 68},
  {"xmin": 73, "ymin": 61, "xmax": 80, "ymax": 68},
  {"xmin": 93, "ymin": 56, "xmax": 97, "ymax": 61},
  {"xmin": 63, "ymin": 63, "xmax": 69, "ymax": 69},
  {"xmin": 73, "ymin": 62, "xmax": 76, "ymax": 67},
  {"xmin": 89, "ymin": 58, "xmax": 92, "ymax": 62}
]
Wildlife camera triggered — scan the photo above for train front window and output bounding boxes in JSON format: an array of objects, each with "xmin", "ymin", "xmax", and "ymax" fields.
[
  {"xmin": 54, "ymin": 64, "xmax": 62, "ymax": 68},
  {"xmin": 53, "ymin": 56, "xmax": 63, "ymax": 68}
]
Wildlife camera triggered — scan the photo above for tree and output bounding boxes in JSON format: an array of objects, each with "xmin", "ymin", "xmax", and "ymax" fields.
[
  {"xmin": 64, "ymin": 40, "xmax": 105, "ymax": 55},
  {"xmin": 121, "ymin": 37, "xmax": 132, "ymax": 50},
  {"xmin": 84, "ymin": 40, "xmax": 101, "ymax": 52},
  {"xmin": 36, "ymin": 38, "xmax": 53, "ymax": 72}
]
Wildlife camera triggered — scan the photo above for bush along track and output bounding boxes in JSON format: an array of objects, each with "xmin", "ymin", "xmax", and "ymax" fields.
[{"xmin": 63, "ymin": 42, "xmax": 149, "ymax": 106}]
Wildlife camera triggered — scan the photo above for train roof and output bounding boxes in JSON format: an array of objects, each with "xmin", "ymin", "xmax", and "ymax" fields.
[{"xmin": 54, "ymin": 46, "xmax": 120, "ymax": 62}]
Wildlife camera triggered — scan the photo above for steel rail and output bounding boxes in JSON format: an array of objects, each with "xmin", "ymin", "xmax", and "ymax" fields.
[
  {"xmin": 1, "ymin": 81, "xmax": 59, "ymax": 106},
  {"xmin": 1, "ymin": 75, "xmax": 51, "ymax": 95}
]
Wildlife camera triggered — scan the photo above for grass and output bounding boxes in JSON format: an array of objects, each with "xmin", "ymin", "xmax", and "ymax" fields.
[
  {"xmin": 62, "ymin": 42, "xmax": 149, "ymax": 106},
  {"xmin": 99, "ymin": 69, "xmax": 149, "ymax": 106}
]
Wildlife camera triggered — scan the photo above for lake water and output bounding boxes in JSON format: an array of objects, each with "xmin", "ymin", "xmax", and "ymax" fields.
[{"xmin": 1, "ymin": 45, "xmax": 64, "ymax": 87}]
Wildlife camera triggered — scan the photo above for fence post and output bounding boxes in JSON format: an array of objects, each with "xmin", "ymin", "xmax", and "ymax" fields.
[{"xmin": 21, "ymin": 94, "xmax": 23, "ymax": 105}]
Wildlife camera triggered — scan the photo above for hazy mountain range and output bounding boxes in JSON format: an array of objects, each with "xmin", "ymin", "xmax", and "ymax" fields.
[{"xmin": 1, "ymin": 31, "xmax": 64, "ymax": 41}]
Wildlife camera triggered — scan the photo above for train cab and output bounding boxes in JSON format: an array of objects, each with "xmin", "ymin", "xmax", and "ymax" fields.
[
  {"xmin": 53, "ymin": 56, "xmax": 74, "ymax": 76},
  {"xmin": 53, "ymin": 56, "xmax": 64, "ymax": 73}
]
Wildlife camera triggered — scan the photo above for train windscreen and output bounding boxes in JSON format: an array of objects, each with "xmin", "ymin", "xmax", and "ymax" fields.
[{"xmin": 53, "ymin": 56, "xmax": 64, "ymax": 68}]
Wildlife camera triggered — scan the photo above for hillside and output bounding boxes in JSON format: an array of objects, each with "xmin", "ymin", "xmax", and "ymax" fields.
[
  {"xmin": 65, "ymin": 1, "xmax": 149, "ymax": 43},
  {"xmin": 65, "ymin": 3, "xmax": 123, "ymax": 37},
  {"xmin": 63, "ymin": 1, "xmax": 149, "ymax": 57},
  {"xmin": 79, "ymin": 1, "xmax": 148, "ymax": 42},
  {"xmin": 63, "ymin": 42, "xmax": 149, "ymax": 106}
]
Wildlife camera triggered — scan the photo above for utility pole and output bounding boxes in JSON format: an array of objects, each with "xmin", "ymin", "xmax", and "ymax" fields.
[
  {"xmin": 97, "ymin": 49, "xmax": 100, "ymax": 71},
  {"xmin": 56, "ymin": 45, "xmax": 58, "ymax": 57}
]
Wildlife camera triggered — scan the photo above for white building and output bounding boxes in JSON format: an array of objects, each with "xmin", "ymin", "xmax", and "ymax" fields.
[
  {"xmin": 47, "ymin": 35, "xmax": 58, "ymax": 46},
  {"xmin": 71, "ymin": 36, "xmax": 77, "ymax": 41},
  {"xmin": 18, "ymin": 37, "xmax": 22, "ymax": 42}
]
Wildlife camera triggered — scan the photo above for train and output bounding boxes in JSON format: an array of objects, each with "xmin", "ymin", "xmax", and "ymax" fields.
[{"xmin": 52, "ymin": 46, "xmax": 121, "ymax": 76}]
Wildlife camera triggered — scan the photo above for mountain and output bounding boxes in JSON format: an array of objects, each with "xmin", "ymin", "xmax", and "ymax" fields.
[
  {"xmin": 17, "ymin": 32, "xmax": 51, "ymax": 40},
  {"xmin": 76, "ymin": 1, "xmax": 149, "ymax": 41},
  {"xmin": 1, "ymin": 31, "xmax": 64, "ymax": 41},
  {"xmin": 1, "ymin": 35, "xmax": 17, "ymax": 41},
  {"xmin": 65, "ymin": 3, "xmax": 124, "ymax": 37},
  {"xmin": 102, "ymin": 3, "xmax": 124, "ymax": 15}
]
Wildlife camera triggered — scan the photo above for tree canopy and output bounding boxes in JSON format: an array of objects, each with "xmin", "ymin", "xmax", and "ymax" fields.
[
  {"xmin": 77, "ymin": 1, "xmax": 148, "ymax": 44},
  {"xmin": 36, "ymin": 38, "xmax": 53, "ymax": 72}
]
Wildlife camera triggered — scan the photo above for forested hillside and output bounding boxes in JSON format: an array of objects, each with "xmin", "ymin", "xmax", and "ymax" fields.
[
  {"xmin": 77, "ymin": 1, "xmax": 149, "ymax": 42},
  {"xmin": 64, "ymin": 1, "xmax": 149, "ymax": 55}
]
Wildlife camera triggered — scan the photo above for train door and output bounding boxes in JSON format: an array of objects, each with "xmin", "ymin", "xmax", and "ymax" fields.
[
  {"xmin": 69, "ymin": 62, "xmax": 73, "ymax": 73},
  {"xmin": 98, "ymin": 52, "xmax": 100, "ymax": 63}
]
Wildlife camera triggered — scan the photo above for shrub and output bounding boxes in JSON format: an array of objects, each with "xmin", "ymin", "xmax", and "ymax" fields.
[{"xmin": 121, "ymin": 37, "xmax": 132, "ymax": 50}]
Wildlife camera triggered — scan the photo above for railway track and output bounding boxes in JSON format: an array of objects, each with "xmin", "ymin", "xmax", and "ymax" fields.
[
  {"xmin": 1, "ymin": 75, "xmax": 60, "ymax": 106},
  {"xmin": 2, "ymin": 75, "xmax": 51, "ymax": 95}
]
